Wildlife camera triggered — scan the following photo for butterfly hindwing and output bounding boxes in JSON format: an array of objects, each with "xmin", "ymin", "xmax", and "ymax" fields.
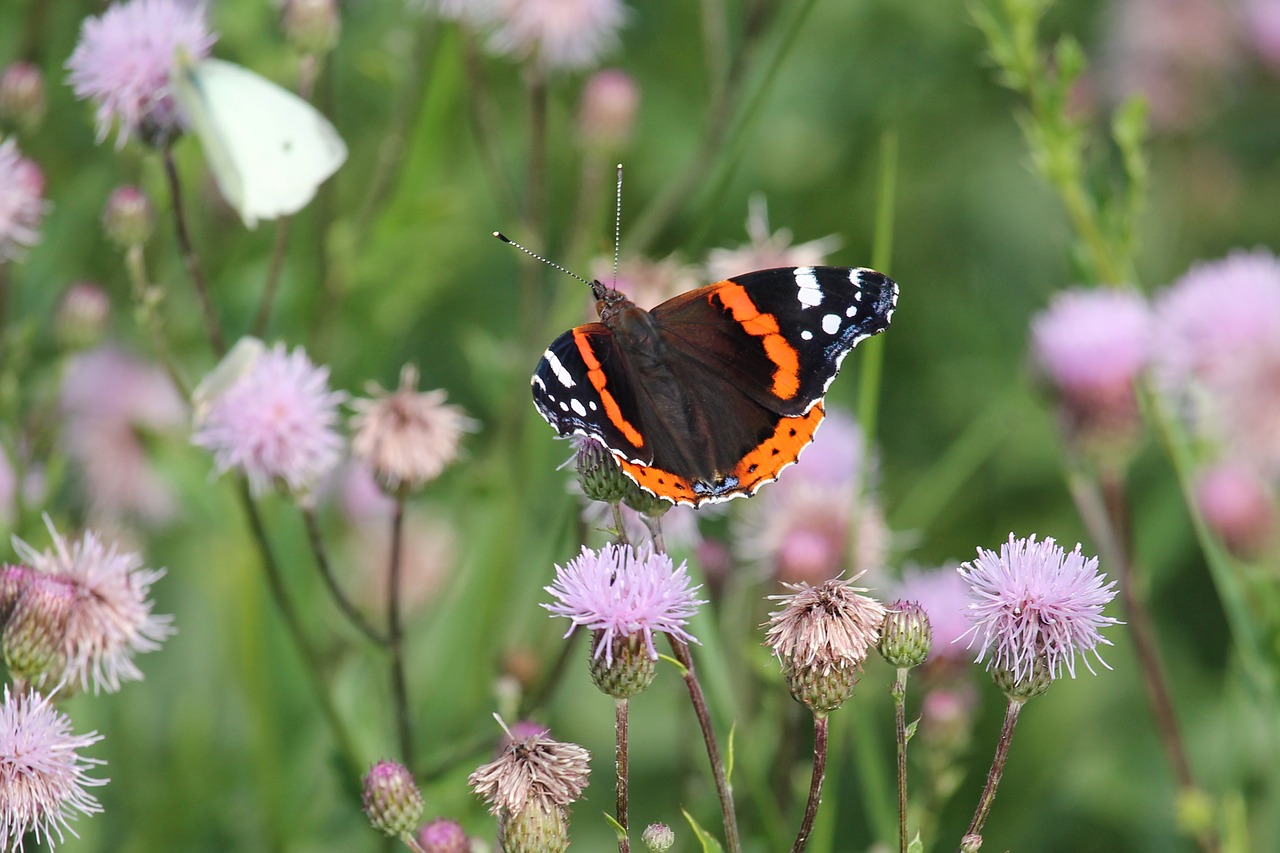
[{"xmin": 653, "ymin": 266, "xmax": 897, "ymax": 416}]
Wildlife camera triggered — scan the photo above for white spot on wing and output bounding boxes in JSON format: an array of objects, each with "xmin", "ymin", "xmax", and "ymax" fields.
[
  {"xmin": 846, "ymin": 305, "xmax": 858, "ymax": 317},
  {"xmin": 794, "ymin": 267, "xmax": 822, "ymax": 307},
  {"xmin": 801, "ymin": 330, "xmax": 813, "ymax": 341},
  {"xmin": 571, "ymin": 399, "xmax": 587, "ymax": 417},
  {"xmin": 822, "ymin": 313, "xmax": 841, "ymax": 335},
  {"xmin": 544, "ymin": 349, "xmax": 575, "ymax": 388},
  {"xmin": 531, "ymin": 374, "xmax": 546, "ymax": 391}
]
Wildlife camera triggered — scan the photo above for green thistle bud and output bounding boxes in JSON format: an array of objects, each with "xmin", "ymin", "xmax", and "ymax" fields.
[
  {"xmin": 992, "ymin": 655, "xmax": 1053, "ymax": 701},
  {"xmin": 576, "ymin": 438, "xmax": 631, "ymax": 504},
  {"xmin": 878, "ymin": 599, "xmax": 932, "ymax": 669},
  {"xmin": 621, "ymin": 478, "xmax": 672, "ymax": 519},
  {"xmin": 0, "ymin": 564, "xmax": 33, "ymax": 621},
  {"xmin": 54, "ymin": 282, "xmax": 111, "ymax": 351},
  {"xmin": 102, "ymin": 186, "xmax": 154, "ymax": 250},
  {"xmin": 589, "ymin": 632, "xmax": 657, "ymax": 699},
  {"xmin": 642, "ymin": 822, "xmax": 676, "ymax": 851},
  {"xmin": 362, "ymin": 760, "xmax": 424, "ymax": 837},
  {"xmin": 3, "ymin": 574, "xmax": 74, "ymax": 683},
  {"xmin": 281, "ymin": 0, "xmax": 340, "ymax": 56}
]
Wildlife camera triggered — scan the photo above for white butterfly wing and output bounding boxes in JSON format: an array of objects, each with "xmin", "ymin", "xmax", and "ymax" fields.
[{"xmin": 172, "ymin": 58, "xmax": 347, "ymax": 228}]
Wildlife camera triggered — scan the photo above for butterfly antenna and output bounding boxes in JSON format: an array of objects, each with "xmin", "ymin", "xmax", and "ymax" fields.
[
  {"xmin": 493, "ymin": 232, "xmax": 593, "ymax": 287},
  {"xmin": 612, "ymin": 163, "xmax": 623, "ymax": 289}
]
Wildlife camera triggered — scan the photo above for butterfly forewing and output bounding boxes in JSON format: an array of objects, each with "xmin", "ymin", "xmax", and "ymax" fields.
[
  {"xmin": 653, "ymin": 267, "xmax": 897, "ymax": 416},
  {"xmin": 532, "ymin": 324, "xmax": 650, "ymax": 462}
]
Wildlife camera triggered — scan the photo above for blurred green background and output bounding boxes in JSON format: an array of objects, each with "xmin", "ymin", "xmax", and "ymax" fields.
[{"xmin": 3, "ymin": 0, "xmax": 1280, "ymax": 850}]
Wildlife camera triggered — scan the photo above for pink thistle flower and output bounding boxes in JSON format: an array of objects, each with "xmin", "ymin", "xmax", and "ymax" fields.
[
  {"xmin": 0, "ymin": 686, "xmax": 107, "ymax": 852},
  {"xmin": 1245, "ymin": 0, "xmax": 1280, "ymax": 69},
  {"xmin": 192, "ymin": 342, "xmax": 346, "ymax": 496},
  {"xmin": 417, "ymin": 817, "xmax": 470, "ymax": 853},
  {"xmin": 590, "ymin": 253, "xmax": 701, "ymax": 312},
  {"xmin": 894, "ymin": 565, "xmax": 973, "ymax": 664},
  {"xmin": 577, "ymin": 68, "xmax": 639, "ymax": 150},
  {"xmin": 60, "ymin": 346, "xmax": 185, "ymax": 524},
  {"xmin": 0, "ymin": 137, "xmax": 46, "ymax": 261},
  {"xmin": 705, "ymin": 195, "xmax": 841, "ymax": 282},
  {"xmin": 12, "ymin": 518, "xmax": 174, "ymax": 693},
  {"xmin": 362, "ymin": 760, "xmax": 423, "ymax": 837},
  {"xmin": 958, "ymin": 535, "xmax": 1120, "ymax": 684},
  {"xmin": 544, "ymin": 544, "xmax": 706, "ymax": 667},
  {"xmin": 1030, "ymin": 287, "xmax": 1151, "ymax": 402},
  {"xmin": 488, "ymin": 0, "xmax": 626, "ymax": 71},
  {"xmin": 1196, "ymin": 460, "xmax": 1275, "ymax": 558},
  {"xmin": 66, "ymin": 0, "xmax": 215, "ymax": 147}
]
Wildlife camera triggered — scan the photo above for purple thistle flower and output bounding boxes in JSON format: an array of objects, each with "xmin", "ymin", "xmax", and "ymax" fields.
[
  {"xmin": 543, "ymin": 544, "xmax": 706, "ymax": 667},
  {"xmin": 12, "ymin": 517, "xmax": 174, "ymax": 694},
  {"xmin": 487, "ymin": 0, "xmax": 626, "ymax": 71},
  {"xmin": 1030, "ymin": 287, "xmax": 1151, "ymax": 399},
  {"xmin": 958, "ymin": 534, "xmax": 1120, "ymax": 684},
  {"xmin": 192, "ymin": 342, "xmax": 346, "ymax": 496},
  {"xmin": 66, "ymin": 0, "xmax": 215, "ymax": 147},
  {"xmin": 0, "ymin": 686, "xmax": 107, "ymax": 851},
  {"xmin": 0, "ymin": 137, "xmax": 46, "ymax": 261},
  {"xmin": 894, "ymin": 565, "xmax": 973, "ymax": 664}
]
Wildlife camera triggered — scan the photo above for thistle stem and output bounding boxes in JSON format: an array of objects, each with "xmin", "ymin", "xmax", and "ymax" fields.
[
  {"xmin": 791, "ymin": 712, "xmax": 829, "ymax": 853},
  {"xmin": 893, "ymin": 667, "xmax": 910, "ymax": 853},
  {"xmin": 668, "ymin": 637, "xmax": 741, "ymax": 853},
  {"xmin": 300, "ymin": 505, "xmax": 387, "ymax": 646},
  {"xmin": 960, "ymin": 697, "xmax": 1023, "ymax": 852},
  {"xmin": 388, "ymin": 494, "xmax": 416, "ymax": 768},
  {"xmin": 616, "ymin": 697, "xmax": 631, "ymax": 853},
  {"xmin": 253, "ymin": 215, "xmax": 292, "ymax": 338},
  {"xmin": 161, "ymin": 146, "xmax": 226, "ymax": 355}
]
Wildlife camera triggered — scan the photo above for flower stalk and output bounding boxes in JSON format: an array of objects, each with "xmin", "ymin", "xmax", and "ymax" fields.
[
  {"xmin": 960, "ymin": 697, "xmax": 1023, "ymax": 852},
  {"xmin": 790, "ymin": 711, "xmax": 828, "ymax": 853}
]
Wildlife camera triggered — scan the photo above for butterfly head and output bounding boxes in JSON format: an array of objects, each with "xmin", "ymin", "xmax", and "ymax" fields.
[{"xmin": 590, "ymin": 279, "xmax": 633, "ymax": 325}]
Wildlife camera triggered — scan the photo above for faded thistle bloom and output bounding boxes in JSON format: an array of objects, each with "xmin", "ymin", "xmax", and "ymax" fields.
[
  {"xmin": 417, "ymin": 817, "xmax": 470, "ymax": 853},
  {"xmin": 192, "ymin": 341, "xmax": 345, "ymax": 497},
  {"xmin": 0, "ymin": 62, "xmax": 46, "ymax": 132},
  {"xmin": 958, "ymin": 535, "xmax": 1119, "ymax": 695},
  {"xmin": 12, "ymin": 518, "xmax": 174, "ymax": 693},
  {"xmin": 66, "ymin": 0, "xmax": 216, "ymax": 147},
  {"xmin": 544, "ymin": 545, "xmax": 704, "ymax": 697},
  {"xmin": 362, "ymin": 760, "xmax": 424, "ymax": 837},
  {"xmin": 54, "ymin": 283, "xmax": 111, "ymax": 351},
  {"xmin": 1030, "ymin": 287, "xmax": 1151, "ymax": 449},
  {"xmin": 0, "ymin": 137, "xmax": 46, "ymax": 261},
  {"xmin": 764, "ymin": 576, "xmax": 887, "ymax": 713},
  {"xmin": 1153, "ymin": 250, "xmax": 1280, "ymax": 472},
  {"xmin": 735, "ymin": 409, "xmax": 889, "ymax": 587},
  {"xmin": 349, "ymin": 364, "xmax": 474, "ymax": 493},
  {"xmin": 705, "ymin": 194, "xmax": 840, "ymax": 282},
  {"xmin": 1196, "ymin": 460, "xmax": 1275, "ymax": 559},
  {"xmin": 487, "ymin": 0, "xmax": 627, "ymax": 71},
  {"xmin": 468, "ymin": 728, "xmax": 591, "ymax": 853},
  {"xmin": 0, "ymin": 686, "xmax": 107, "ymax": 851}
]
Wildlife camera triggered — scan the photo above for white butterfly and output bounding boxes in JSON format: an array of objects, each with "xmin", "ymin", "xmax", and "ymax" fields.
[{"xmin": 171, "ymin": 58, "xmax": 347, "ymax": 228}]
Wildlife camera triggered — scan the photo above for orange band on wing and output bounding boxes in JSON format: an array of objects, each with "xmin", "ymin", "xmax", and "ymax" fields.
[
  {"xmin": 714, "ymin": 282, "xmax": 801, "ymax": 400},
  {"xmin": 573, "ymin": 329, "xmax": 645, "ymax": 448}
]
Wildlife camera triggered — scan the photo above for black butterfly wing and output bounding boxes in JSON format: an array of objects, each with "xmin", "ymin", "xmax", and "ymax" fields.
[
  {"xmin": 531, "ymin": 323, "xmax": 650, "ymax": 463},
  {"xmin": 652, "ymin": 266, "xmax": 897, "ymax": 417}
]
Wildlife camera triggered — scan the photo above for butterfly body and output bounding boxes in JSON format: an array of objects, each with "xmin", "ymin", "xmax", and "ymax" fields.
[{"xmin": 533, "ymin": 266, "xmax": 897, "ymax": 507}]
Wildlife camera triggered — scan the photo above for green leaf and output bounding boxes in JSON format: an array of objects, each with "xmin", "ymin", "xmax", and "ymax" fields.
[
  {"xmin": 908, "ymin": 831, "xmax": 926, "ymax": 853},
  {"xmin": 603, "ymin": 812, "xmax": 628, "ymax": 842},
  {"xmin": 681, "ymin": 809, "xmax": 726, "ymax": 853}
]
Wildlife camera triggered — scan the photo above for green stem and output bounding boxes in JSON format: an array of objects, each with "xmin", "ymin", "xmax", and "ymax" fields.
[
  {"xmin": 959, "ymin": 698, "xmax": 1023, "ymax": 852},
  {"xmin": 791, "ymin": 712, "xmax": 829, "ymax": 853},
  {"xmin": 388, "ymin": 495, "xmax": 416, "ymax": 768},
  {"xmin": 616, "ymin": 697, "xmax": 631, "ymax": 853},
  {"xmin": 893, "ymin": 667, "xmax": 909, "ymax": 853},
  {"xmin": 300, "ymin": 505, "xmax": 386, "ymax": 645},
  {"xmin": 161, "ymin": 146, "xmax": 226, "ymax": 356}
]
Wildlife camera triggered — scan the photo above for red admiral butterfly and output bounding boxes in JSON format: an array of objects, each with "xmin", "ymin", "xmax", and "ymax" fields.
[{"xmin": 531, "ymin": 264, "xmax": 898, "ymax": 507}]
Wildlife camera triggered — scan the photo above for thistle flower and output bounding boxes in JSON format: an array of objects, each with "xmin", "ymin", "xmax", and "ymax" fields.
[
  {"xmin": 192, "ymin": 342, "xmax": 345, "ymax": 497},
  {"xmin": 362, "ymin": 760, "xmax": 424, "ymax": 838},
  {"xmin": 349, "ymin": 364, "xmax": 474, "ymax": 493},
  {"xmin": 487, "ymin": 0, "xmax": 626, "ymax": 71},
  {"xmin": 12, "ymin": 518, "xmax": 174, "ymax": 694},
  {"xmin": 0, "ymin": 62, "xmax": 46, "ymax": 132},
  {"xmin": 66, "ymin": 0, "xmax": 215, "ymax": 147},
  {"xmin": 1196, "ymin": 460, "xmax": 1275, "ymax": 559},
  {"xmin": 642, "ymin": 822, "xmax": 676, "ymax": 851},
  {"xmin": 1030, "ymin": 287, "xmax": 1151, "ymax": 445},
  {"xmin": 764, "ymin": 576, "xmax": 887, "ymax": 712},
  {"xmin": 893, "ymin": 564, "xmax": 978, "ymax": 665},
  {"xmin": 577, "ymin": 68, "xmax": 638, "ymax": 150},
  {"xmin": 54, "ymin": 283, "xmax": 111, "ymax": 351},
  {"xmin": 705, "ymin": 195, "xmax": 840, "ymax": 282},
  {"xmin": 958, "ymin": 535, "xmax": 1120, "ymax": 689},
  {"xmin": 417, "ymin": 817, "xmax": 470, "ymax": 853},
  {"xmin": 60, "ymin": 346, "xmax": 184, "ymax": 524},
  {"xmin": 0, "ymin": 137, "xmax": 46, "ymax": 261},
  {"xmin": 878, "ymin": 599, "xmax": 932, "ymax": 669},
  {"xmin": 0, "ymin": 686, "xmax": 107, "ymax": 851},
  {"xmin": 101, "ymin": 185, "xmax": 154, "ymax": 249},
  {"xmin": 544, "ymin": 544, "xmax": 705, "ymax": 668},
  {"xmin": 468, "ymin": 728, "xmax": 590, "ymax": 853}
]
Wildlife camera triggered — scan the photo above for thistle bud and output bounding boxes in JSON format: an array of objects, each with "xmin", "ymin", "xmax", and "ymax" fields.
[
  {"xmin": 417, "ymin": 818, "xmax": 470, "ymax": 853},
  {"xmin": 589, "ymin": 631, "xmax": 657, "ymax": 699},
  {"xmin": 575, "ymin": 436, "xmax": 630, "ymax": 504},
  {"xmin": 102, "ymin": 186, "xmax": 154, "ymax": 250},
  {"xmin": 282, "ymin": 0, "xmax": 341, "ymax": 56},
  {"xmin": 642, "ymin": 822, "xmax": 676, "ymax": 851},
  {"xmin": 2, "ymin": 573, "xmax": 74, "ymax": 683},
  {"xmin": 0, "ymin": 62, "xmax": 46, "ymax": 132},
  {"xmin": 992, "ymin": 655, "xmax": 1053, "ymax": 702},
  {"xmin": 878, "ymin": 599, "xmax": 932, "ymax": 669},
  {"xmin": 577, "ymin": 69, "xmax": 639, "ymax": 151},
  {"xmin": 54, "ymin": 282, "xmax": 111, "ymax": 351},
  {"xmin": 362, "ymin": 760, "xmax": 424, "ymax": 837}
]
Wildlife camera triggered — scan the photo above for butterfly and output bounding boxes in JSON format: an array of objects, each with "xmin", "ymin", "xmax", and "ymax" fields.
[
  {"xmin": 531, "ymin": 265, "xmax": 898, "ymax": 507},
  {"xmin": 171, "ymin": 58, "xmax": 347, "ymax": 228}
]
